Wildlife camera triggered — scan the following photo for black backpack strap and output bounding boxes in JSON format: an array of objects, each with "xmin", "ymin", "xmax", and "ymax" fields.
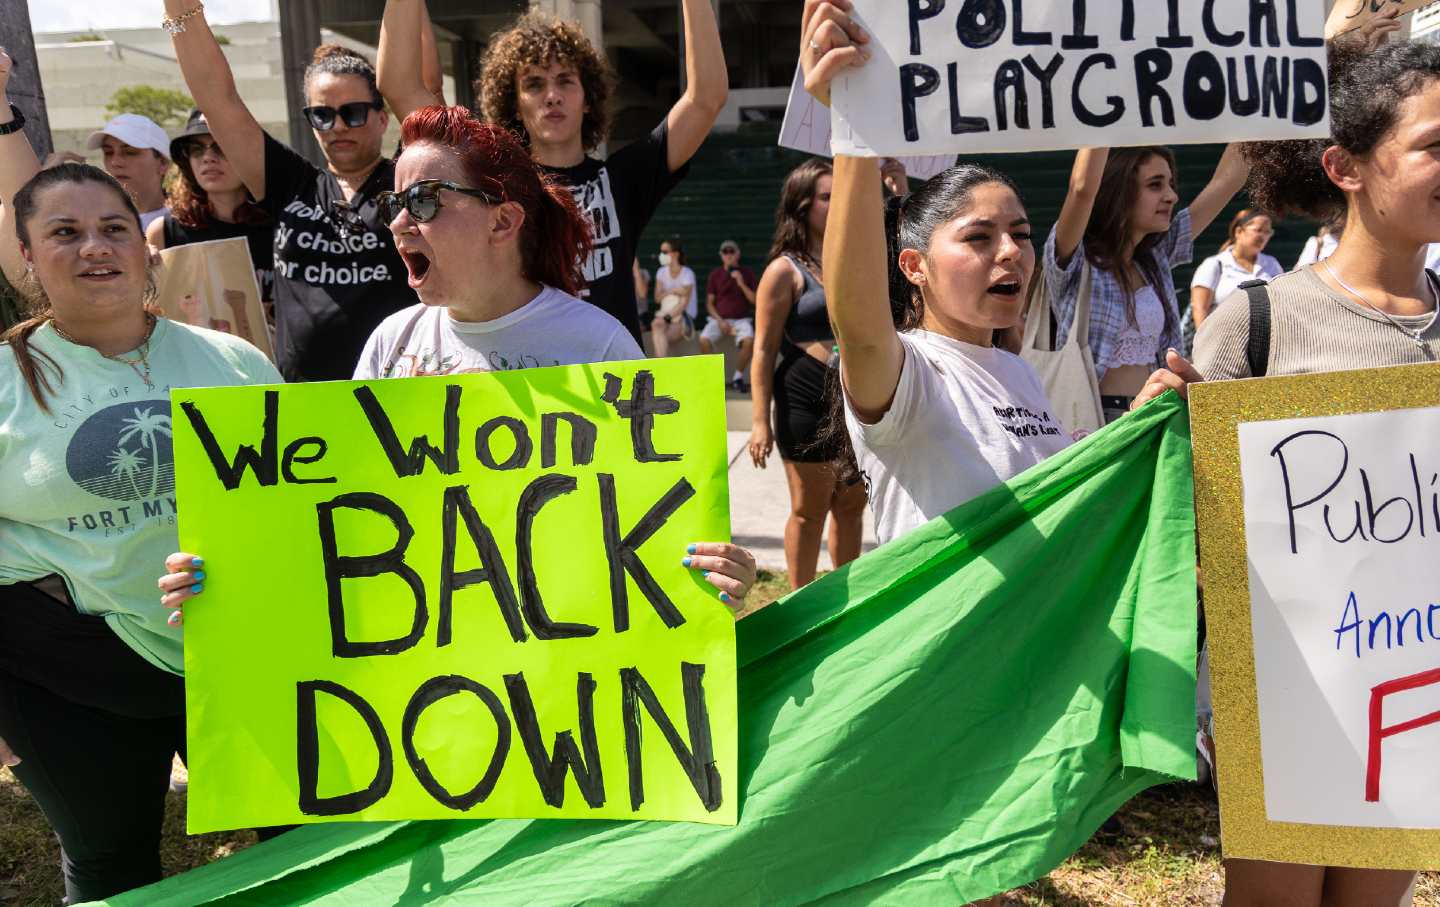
[{"xmin": 1241, "ymin": 279, "xmax": 1271, "ymax": 379}]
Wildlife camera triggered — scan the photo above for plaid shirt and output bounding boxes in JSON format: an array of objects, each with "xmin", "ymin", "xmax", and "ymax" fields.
[{"xmin": 1044, "ymin": 208, "xmax": 1193, "ymax": 380}]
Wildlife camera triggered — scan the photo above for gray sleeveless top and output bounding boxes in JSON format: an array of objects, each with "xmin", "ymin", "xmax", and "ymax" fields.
[{"xmin": 783, "ymin": 254, "xmax": 833, "ymax": 344}]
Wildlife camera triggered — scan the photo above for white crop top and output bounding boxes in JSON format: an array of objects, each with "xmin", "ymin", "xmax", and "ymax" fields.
[{"xmin": 1110, "ymin": 286, "xmax": 1166, "ymax": 368}]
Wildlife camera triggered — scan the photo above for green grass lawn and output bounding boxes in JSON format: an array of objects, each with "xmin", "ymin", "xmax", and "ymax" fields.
[{"xmin": 3, "ymin": 572, "xmax": 1436, "ymax": 905}]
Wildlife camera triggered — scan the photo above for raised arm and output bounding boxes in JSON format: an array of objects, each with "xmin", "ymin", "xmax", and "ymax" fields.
[
  {"xmin": 164, "ymin": 0, "xmax": 266, "ymax": 199},
  {"xmin": 378, "ymin": 0, "xmax": 442, "ymax": 122},
  {"xmin": 1052, "ymin": 148, "xmax": 1108, "ymax": 266},
  {"xmin": 828, "ymin": 156, "xmax": 902, "ymax": 422},
  {"xmin": 0, "ymin": 50, "xmax": 41, "ymax": 285},
  {"xmin": 420, "ymin": 3, "xmax": 447, "ymax": 104},
  {"xmin": 664, "ymin": 0, "xmax": 729, "ymax": 172},
  {"xmin": 1185, "ymin": 144, "xmax": 1251, "ymax": 239}
]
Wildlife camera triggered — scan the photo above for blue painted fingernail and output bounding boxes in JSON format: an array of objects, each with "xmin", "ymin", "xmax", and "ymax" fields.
[
  {"xmin": 702, "ymin": 570, "xmax": 710, "ymax": 577},
  {"xmin": 168, "ymin": 610, "xmax": 182, "ymax": 626},
  {"xmin": 192, "ymin": 583, "xmax": 203, "ymax": 594},
  {"xmin": 719, "ymin": 592, "xmax": 730, "ymax": 603},
  {"xmin": 682, "ymin": 557, "xmax": 692, "ymax": 568},
  {"xmin": 686, "ymin": 543, "xmax": 697, "ymax": 554},
  {"xmin": 193, "ymin": 571, "xmax": 206, "ymax": 581},
  {"xmin": 191, "ymin": 557, "xmax": 204, "ymax": 567}
]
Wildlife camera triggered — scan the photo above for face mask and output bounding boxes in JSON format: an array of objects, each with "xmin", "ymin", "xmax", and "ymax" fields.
[{"xmin": 658, "ymin": 252, "xmax": 672, "ymax": 267}]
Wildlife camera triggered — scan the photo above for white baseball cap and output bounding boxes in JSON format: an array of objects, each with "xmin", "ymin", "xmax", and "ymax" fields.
[{"xmin": 85, "ymin": 114, "xmax": 171, "ymax": 159}]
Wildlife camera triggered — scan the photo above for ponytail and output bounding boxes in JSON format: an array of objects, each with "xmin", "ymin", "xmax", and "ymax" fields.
[{"xmin": 527, "ymin": 175, "xmax": 590, "ymax": 296}]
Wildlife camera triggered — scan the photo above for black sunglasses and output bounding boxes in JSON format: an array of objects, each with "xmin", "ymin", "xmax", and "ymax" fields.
[
  {"xmin": 377, "ymin": 179, "xmax": 505, "ymax": 225},
  {"xmin": 302, "ymin": 100, "xmax": 384, "ymax": 131},
  {"xmin": 180, "ymin": 139, "xmax": 225, "ymax": 160}
]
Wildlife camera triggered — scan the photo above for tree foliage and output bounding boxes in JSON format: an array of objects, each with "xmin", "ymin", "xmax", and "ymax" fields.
[{"xmin": 105, "ymin": 85, "xmax": 194, "ymax": 128}]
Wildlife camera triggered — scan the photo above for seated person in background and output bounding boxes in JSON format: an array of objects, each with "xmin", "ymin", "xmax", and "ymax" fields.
[{"xmin": 701, "ymin": 240, "xmax": 756, "ymax": 390}]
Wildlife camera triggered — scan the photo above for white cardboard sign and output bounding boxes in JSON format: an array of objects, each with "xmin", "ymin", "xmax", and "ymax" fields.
[
  {"xmin": 831, "ymin": 0, "xmax": 1332, "ymax": 157},
  {"xmin": 778, "ymin": 67, "xmax": 955, "ymax": 180},
  {"xmin": 1238, "ymin": 406, "xmax": 1440, "ymax": 829}
]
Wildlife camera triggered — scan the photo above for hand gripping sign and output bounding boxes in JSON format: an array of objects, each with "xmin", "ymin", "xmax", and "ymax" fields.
[
  {"xmin": 1192, "ymin": 363, "xmax": 1440, "ymax": 870},
  {"xmin": 830, "ymin": 0, "xmax": 1332, "ymax": 157},
  {"xmin": 172, "ymin": 358, "xmax": 737, "ymax": 833}
]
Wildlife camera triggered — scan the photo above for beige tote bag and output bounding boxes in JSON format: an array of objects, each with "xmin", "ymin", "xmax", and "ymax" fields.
[{"xmin": 1020, "ymin": 259, "xmax": 1104, "ymax": 436}]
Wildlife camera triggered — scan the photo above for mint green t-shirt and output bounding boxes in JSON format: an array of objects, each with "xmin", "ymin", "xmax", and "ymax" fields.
[{"xmin": 0, "ymin": 318, "xmax": 281, "ymax": 674}]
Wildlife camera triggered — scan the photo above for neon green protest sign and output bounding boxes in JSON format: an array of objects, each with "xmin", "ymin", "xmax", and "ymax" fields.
[{"xmin": 171, "ymin": 358, "xmax": 736, "ymax": 833}]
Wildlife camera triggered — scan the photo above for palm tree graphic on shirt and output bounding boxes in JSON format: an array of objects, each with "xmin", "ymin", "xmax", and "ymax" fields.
[
  {"xmin": 117, "ymin": 407, "xmax": 173, "ymax": 499},
  {"xmin": 106, "ymin": 448, "xmax": 146, "ymax": 501}
]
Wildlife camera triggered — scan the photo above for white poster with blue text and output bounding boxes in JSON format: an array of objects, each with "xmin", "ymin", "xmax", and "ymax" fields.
[
  {"xmin": 1239, "ymin": 407, "xmax": 1440, "ymax": 829},
  {"xmin": 831, "ymin": 0, "xmax": 1332, "ymax": 156}
]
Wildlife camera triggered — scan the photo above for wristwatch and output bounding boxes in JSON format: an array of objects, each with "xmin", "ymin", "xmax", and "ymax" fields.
[{"xmin": 0, "ymin": 104, "xmax": 25, "ymax": 136}]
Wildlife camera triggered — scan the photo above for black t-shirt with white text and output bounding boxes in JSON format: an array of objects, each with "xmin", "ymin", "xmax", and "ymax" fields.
[
  {"xmin": 539, "ymin": 120, "xmax": 689, "ymax": 344},
  {"xmin": 260, "ymin": 134, "xmax": 416, "ymax": 381}
]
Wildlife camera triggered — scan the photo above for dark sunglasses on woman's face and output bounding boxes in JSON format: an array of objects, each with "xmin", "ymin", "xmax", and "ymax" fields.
[
  {"xmin": 182, "ymin": 140, "xmax": 225, "ymax": 160},
  {"xmin": 302, "ymin": 100, "xmax": 384, "ymax": 131},
  {"xmin": 377, "ymin": 179, "xmax": 505, "ymax": 225}
]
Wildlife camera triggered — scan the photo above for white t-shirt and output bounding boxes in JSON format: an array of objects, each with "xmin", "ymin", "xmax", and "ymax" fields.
[
  {"xmin": 844, "ymin": 330, "xmax": 1072, "ymax": 545},
  {"xmin": 354, "ymin": 286, "xmax": 645, "ymax": 379},
  {"xmin": 1294, "ymin": 233, "xmax": 1338, "ymax": 269},
  {"xmin": 655, "ymin": 265, "xmax": 698, "ymax": 318},
  {"xmin": 1190, "ymin": 249, "xmax": 1284, "ymax": 307}
]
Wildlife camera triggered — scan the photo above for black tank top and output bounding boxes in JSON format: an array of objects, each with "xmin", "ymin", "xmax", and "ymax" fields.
[
  {"xmin": 162, "ymin": 214, "xmax": 276, "ymax": 302},
  {"xmin": 782, "ymin": 254, "xmax": 832, "ymax": 344}
]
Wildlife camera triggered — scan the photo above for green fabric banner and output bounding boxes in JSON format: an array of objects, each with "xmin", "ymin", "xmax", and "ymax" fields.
[{"xmin": 98, "ymin": 392, "xmax": 1197, "ymax": 906}]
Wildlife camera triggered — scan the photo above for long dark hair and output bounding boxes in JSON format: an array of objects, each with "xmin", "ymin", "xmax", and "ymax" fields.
[
  {"xmin": 1246, "ymin": 40, "xmax": 1440, "ymax": 221},
  {"xmin": 769, "ymin": 158, "xmax": 833, "ymax": 270},
  {"xmin": 170, "ymin": 141, "xmax": 269, "ymax": 230},
  {"xmin": 1082, "ymin": 146, "xmax": 1179, "ymax": 338},
  {"xmin": 2, "ymin": 163, "xmax": 156, "ymax": 413},
  {"xmin": 817, "ymin": 164, "xmax": 1027, "ymax": 482},
  {"xmin": 401, "ymin": 106, "xmax": 591, "ymax": 295}
]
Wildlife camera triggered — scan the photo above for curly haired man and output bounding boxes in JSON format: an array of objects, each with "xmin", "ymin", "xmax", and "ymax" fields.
[{"xmin": 378, "ymin": 1, "xmax": 728, "ymax": 343}]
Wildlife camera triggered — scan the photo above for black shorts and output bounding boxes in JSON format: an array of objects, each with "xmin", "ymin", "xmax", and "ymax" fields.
[{"xmin": 773, "ymin": 351, "xmax": 840, "ymax": 463}]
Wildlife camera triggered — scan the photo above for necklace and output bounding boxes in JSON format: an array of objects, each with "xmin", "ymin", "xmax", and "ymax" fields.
[
  {"xmin": 50, "ymin": 313, "xmax": 159, "ymax": 389},
  {"xmin": 1321, "ymin": 261, "xmax": 1436, "ymax": 358}
]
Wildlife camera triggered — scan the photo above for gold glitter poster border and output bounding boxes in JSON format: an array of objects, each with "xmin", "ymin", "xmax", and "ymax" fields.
[{"xmin": 1191, "ymin": 362, "xmax": 1440, "ymax": 870}]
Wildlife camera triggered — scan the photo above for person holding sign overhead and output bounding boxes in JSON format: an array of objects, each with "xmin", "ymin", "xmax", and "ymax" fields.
[
  {"xmin": 1194, "ymin": 35, "xmax": 1440, "ymax": 907},
  {"xmin": 0, "ymin": 49, "xmax": 282, "ymax": 901},
  {"xmin": 162, "ymin": 106, "xmax": 758, "ymax": 621},
  {"xmin": 796, "ymin": 1, "xmax": 1198, "ymax": 547},
  {"xmin": 1045, "ymin": 143, "xmax": 1249, "ymax": 424},
  {"xmin": 163, "ymin": 0, "xmax": 418, "ymax": 381}
]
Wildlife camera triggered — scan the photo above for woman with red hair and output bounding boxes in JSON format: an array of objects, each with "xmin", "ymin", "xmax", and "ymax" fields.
[{"xmin": 353, "ymin": 106, "xmax": 639, "ymax": 376}]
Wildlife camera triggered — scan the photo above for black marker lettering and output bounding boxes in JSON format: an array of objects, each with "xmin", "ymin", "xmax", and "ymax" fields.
[
  {"xmin": 600, "ymin": 474, "xmax": 694, "ymax": 633},
  {"xmin": 948, "ymin": 62, "xmax": 992, "ymax": 134},
  {"xmin": 1261, "ymin": 56, "xmax": 1290, "ymax": 119},
  {"xmin": 1158, "ymin": 0, "xmax": 1194, "ymax": 48},
  {"xmin": 180, "ymin": 391, "xmax": 279, "ymax": 490},
  {"xmin": 1073, "ymin": 54, "xmax": 1124, "ymax": 127},
  {"xmin": 515, "ymin": 475, "xmax": 598, "ymax": 639},
  {"xmin": 354, "ymin": 384, "xmax": 461, "ymax": 478},
  {"xmin": 1135, "ymin": 49, "xmax": 1176, "ymax": 128},
  {"xmin": 994, "ymin": 60, "xmax": 1029, "ymax": 131},
  {"xmin": 1061, "ymin": 0, "xmax": 1098, "ymax": 50},
  {"xmin": 1227, "ymin": 56, "xmax": 1261, "ymax": 116},
  {"xmin": 439, "ymin": 484, "xmax": 526, "ymax": 646},
  {"xmin": 1250, "ymin": 0, "xmax": 1280, "ymax": 47},
  {"xmin": 475, "ymin": 415, "xmax": 533, "ymax": 471},
  {"xmin": 1292, "ymin": 58, "xmax": 1326, "ymax": 126},
  {"xmin": 907, "ymin": 0, "xmax": 946, "ymax": 55},
  {"xmin": 1183, "ymin": 51, "xmax": 1226, "ymax": 120},
  {"xmin": 621, "ymin": 662, "xmax": 721, "ymax": 813},
  {"xmin": 1021, "ymin": 53, "xmax": 1064, "ymax": 129},
  {"xmin": 505, "ymin": 671, "xmax": 606, "ymax": 809},
  {"xmin": 402, "ymin": 675, "xmax": 510, "ymax": 811},
  {"xmin": 1286, "ymin": 0, "xmax": 1325, "ymax": 47},
  {"xmin": 297, "ymin": 680, "xmax": 393, "ymax": 816},
  {"xmin": 957, "ymin": 0, "xmax": 1006, "ymax": 49},
  {"xmin": 601, "ymin": 371, "xmax": 682, "ymax": 463},
  {"xmin": 282, "ymin": 437, "xmax": 336, "ymax": 485},
  {"xmin": 540, "ymin": 412, "xmax": 597, "ymax": 469},
  {"xmin": 1012, "ymin": 0, "xmax": 1051, "ymax": 45},
  {"xmin": 316, "ymin": 492, "xmax": 428, "ymax": 657},
  {"xmin": 901, "ymin": 63, "xmax": 943, "ymax": 143}
]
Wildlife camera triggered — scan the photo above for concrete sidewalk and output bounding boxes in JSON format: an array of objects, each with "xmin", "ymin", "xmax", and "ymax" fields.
[{"xmin": 724, "ymin": 430, "xmax": 877, "ymax": 572}]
